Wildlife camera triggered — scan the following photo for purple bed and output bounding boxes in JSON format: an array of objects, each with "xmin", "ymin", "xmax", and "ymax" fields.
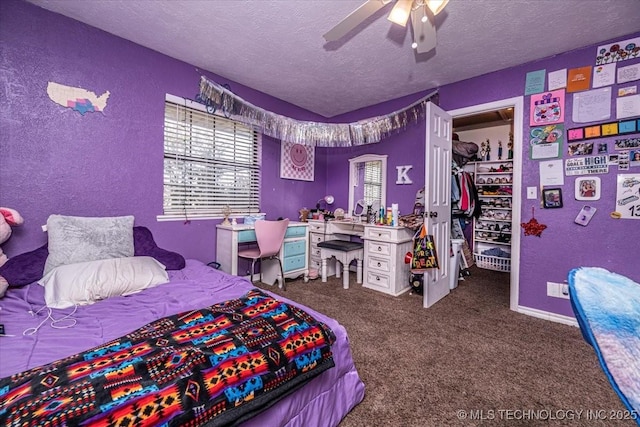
[{"xmin": 0, "ymin": 259, "xmax": 365, "ymax": 426}]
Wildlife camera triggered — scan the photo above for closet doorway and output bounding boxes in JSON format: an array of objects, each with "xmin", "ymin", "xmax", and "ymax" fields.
[{"xmin": 448, "ymin": 97, "xmax": 523, "ymax": 312}]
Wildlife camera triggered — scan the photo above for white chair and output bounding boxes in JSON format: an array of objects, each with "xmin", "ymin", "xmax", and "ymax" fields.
[
  {"xmin": 238, "ymin": 219, "xmax": 290, "ymax": 290},
  {"xmin": 317, "ymin": 240, "xmax": 364, "ymax": 289}
]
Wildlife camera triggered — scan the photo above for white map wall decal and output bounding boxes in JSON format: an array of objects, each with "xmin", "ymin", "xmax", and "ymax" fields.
[{"xmin": 47, "ymin": 82, "xmax": 110, "ymax": 115}]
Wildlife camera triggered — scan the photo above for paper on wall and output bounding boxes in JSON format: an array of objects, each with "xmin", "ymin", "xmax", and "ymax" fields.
[
  {"xmin": 596, "ymin": 36, "xmax": 640, "ymax": 65},
  {"xmin": 567, "ymin": 66, "xmax": 592, "ymax": 93},
  {"xmin": 539, "ymin": 159, "xmax": 564, "ymax": 186},
  {"xmin": 592, "ymin": 63, "xmax": 616, "ymax": 88},
  {"xmin": 565, "ymin": 156, "xmax": 609, "ymax": 176},
  {"xmin": 618, "ymin": 86, "xmax": 637, "ymax": 97},
  {"xmin": 572, "ymin": 87, "xmax": 611, "ymax": 123},
  {"xmin": 614, "ymin": 174, "xmax": 640, "ymax": 219},
  {"xmin": 617, "ymin": 63, "xmax": 640, "ymax": 84},
  {"xmin": 525, "ymin": 69, "xmax": 546, "ymax": 95},
  {"xmin": 616, "ymin": 94, "xmax": 640, "ymax": 120},
  {"xmin": 532, "ymin": 143, "xmax": 560, "ymax": 160},
  {"xmin": 548, "ymin": 69, "xmax": 567, "ymax": 91}
]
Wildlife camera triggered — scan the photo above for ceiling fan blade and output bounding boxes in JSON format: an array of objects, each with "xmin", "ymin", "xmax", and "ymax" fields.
[
  {"xmin": 323, "ymin": 0, "xmax": 393, "ymax": 42},
  {"xmin": 410, "ymin": 8, "xmax": 437, "ymax": 54}
]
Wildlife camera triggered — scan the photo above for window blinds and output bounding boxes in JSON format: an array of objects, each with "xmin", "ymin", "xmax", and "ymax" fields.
[
  {"xmin": 364, "ymin": 161, "xmax": 382, "ymax": 205},
  {"xmin": 163, "ymin": 101, "xmax": 260, "ymax": 218}
]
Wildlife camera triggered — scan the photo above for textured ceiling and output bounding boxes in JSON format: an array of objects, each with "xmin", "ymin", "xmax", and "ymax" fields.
[{"xmin": 27, "ymin": 0, "xmax": 640, "ymax": 118}]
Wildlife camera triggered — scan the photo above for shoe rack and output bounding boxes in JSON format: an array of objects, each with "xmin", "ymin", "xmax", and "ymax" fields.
[{"xmin": 473, "ymin": 160, "xmax": 513, "ymax": 272}]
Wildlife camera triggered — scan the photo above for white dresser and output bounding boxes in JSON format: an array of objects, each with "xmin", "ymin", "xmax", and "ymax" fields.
[{"xmin": 362, "ymin": 225, "xmax": 414, "ymax": 296}]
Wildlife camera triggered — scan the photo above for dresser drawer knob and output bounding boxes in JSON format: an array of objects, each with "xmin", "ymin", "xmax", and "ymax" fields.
[
  {"xmin": 377, "ymin": 262, "xmax": 381, "ymax": 267},
  {"xmin": 378, "ymin": 246, "xmax": 382, "ymax": 251}
]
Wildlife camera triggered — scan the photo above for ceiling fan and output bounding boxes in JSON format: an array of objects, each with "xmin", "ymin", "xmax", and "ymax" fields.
[{"xmin": 323, "ymin": 0, "xmax": 448, "ymax": 53}]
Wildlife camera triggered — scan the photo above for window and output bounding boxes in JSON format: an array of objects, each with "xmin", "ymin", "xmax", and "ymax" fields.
[
  {"xmin": 162, "ymin": 97, "xmax": 260, "ymax": 219},
  {"xmin": 348, "ymin": 154, "xmax": 387, "ymax": 216},
  {"xmin": 363, "ymin": 161, "xmax": 382, "ymax": 205}
]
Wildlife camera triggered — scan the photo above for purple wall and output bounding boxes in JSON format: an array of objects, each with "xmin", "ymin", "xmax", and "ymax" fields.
[
  {"xmin": 2, "ymin": 0, "xmax": 639, "ymax": 317},
  {"xmin": 438, "ymin": 34, "xmax": 640, "ymax": 316},
  {"xmin": 325, "ymin": 33, "xmax": 640, "ymax": 317},
  {"xmin": 0, "ymin": 0, "xmax": 327, "ymax": 266}
]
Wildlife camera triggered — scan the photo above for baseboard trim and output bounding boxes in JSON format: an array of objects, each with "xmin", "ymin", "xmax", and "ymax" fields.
[{"xmin": 516, "ymin": 305, "xmax": 578, "ymax": 327}]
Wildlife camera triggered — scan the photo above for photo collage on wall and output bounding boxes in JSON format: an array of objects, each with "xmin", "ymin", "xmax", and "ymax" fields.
[{"xmin": 523, "ymin": 35, "xmax": 640, "ymax": 220}]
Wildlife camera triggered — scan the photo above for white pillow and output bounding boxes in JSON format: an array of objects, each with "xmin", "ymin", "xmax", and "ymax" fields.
[
  {"xmin": 39, "ymin": 256, "xmax": 169, "ymax": 309},
  {"xmin": 44, "ymin": 215, "xmax": 135, "ymax": 276}
]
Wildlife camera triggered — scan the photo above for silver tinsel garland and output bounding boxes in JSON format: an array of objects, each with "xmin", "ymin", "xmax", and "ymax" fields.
[{"xmin": 198, "ymin": 76, "xmax": 438, "ymax": 147}]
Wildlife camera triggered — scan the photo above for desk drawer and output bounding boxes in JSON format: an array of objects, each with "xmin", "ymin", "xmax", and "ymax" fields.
[
  {"xmin": 284, "ymin": 240, "xmax": 306, "ymax": 257},
  {"xmin": 310, "ymin": 258, "xmax": 322, "ymax": 271},
  {"xmin": 310, "ymin": 233, "xmax": 326, "ymax": 245},
  {"xmin": 366, "ymin": 270, "xmax": 390, "ymax": 290},
  {"xmin": 238, "ymin": 230, "xmax": 257, "ymax": 243},
  {"xmin": 310, "ymin": 247, "xmax": 322, "ymax": 258},
  {"xmin": 283, "ymin": 254, "xmax": 305, "ymax": 272},
  {"xmin": 308, "ymin": 222, "xmax": 325, "ymax": 233},
  {"xmin": 367, "ymin": 256, "xmax": 390, "ymax": 272},
  {"xmin": 285, "ymin": 226, "xmax": 306, "ymax": 238},
  {"xmin": 365, "ymin": 226, "xmax": 414, "ymax": 242},
  {"xmin": 366, "ymin": 240, "xmax": 391, "ymax": 257}
]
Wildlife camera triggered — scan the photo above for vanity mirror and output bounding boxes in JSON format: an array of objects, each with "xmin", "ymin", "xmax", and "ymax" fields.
[{"xmin": 348, "ymin": 154, "xmax": 387, "ymax": 217}]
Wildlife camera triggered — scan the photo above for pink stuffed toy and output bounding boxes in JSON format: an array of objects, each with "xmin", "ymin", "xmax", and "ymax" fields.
[{"xmin": 0, "ymin": 207, "xmax": 24, "ymax": 267}]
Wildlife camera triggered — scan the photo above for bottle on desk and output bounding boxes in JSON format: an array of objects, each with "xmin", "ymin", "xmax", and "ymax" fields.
[{"xmin": 392, "ymin": 203, "xmax": 399, "ymax": 227}]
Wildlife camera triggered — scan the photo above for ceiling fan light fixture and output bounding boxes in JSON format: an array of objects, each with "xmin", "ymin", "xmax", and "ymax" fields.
[
  {"xmin": 425, "ymin": 0, "xmax": 449, "ymax": 15},
  {"xmin": 387, "ymin": 0, "xmax": 413, "ymax": 26}
]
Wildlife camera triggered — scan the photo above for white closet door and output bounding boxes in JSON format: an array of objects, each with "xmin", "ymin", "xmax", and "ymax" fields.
[{"xmin": 423, "ymin": 102, "xmax": 452, "ymax": 308}]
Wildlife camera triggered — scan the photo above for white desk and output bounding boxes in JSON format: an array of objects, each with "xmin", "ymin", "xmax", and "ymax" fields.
[
  {"xmin": 307, "ymin": 220, "xmax": 365, "ymax": 275},
  {"xmin": 216, "ymin": 222, "xmax": 309, "ymax": 287},
  {"xmin": 307, "ymin": 219, "xmax": 413, "ymax": 295}
]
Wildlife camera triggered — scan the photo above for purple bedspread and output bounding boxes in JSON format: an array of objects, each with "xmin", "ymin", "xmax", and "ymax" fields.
[{"xmin": 0, "ymin": 259, "xmax": 365, "ymax": 427}]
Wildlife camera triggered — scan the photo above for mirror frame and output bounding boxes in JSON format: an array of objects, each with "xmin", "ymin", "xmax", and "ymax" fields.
[{"xmin": 348, "ymin": 154, "xmax": 388, "ymax": 217}]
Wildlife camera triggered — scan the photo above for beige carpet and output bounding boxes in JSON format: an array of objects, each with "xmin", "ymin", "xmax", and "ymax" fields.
[{"xmin": 259, "ymin": 266, "xmax": 635, "ymax": 427}]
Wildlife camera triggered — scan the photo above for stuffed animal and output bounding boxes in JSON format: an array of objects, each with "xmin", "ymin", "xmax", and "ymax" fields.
[{"xmin": 0, "ymin": 207, "xmax": 24, "ymax": 267}]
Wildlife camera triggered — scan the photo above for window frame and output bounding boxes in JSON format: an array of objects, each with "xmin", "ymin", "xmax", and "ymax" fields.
[{"xmin": 157, "ymin": 94, "xmax": 261, "ymax": 222}]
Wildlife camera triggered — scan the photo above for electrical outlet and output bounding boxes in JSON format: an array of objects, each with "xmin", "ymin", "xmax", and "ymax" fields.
[
  {"xmin": 527, "ymin": 187, "xmax": 537, "ymax": 199},
  {"xmin": 547, "ymin": 281, "xmax": 569, "ymax": 299}
]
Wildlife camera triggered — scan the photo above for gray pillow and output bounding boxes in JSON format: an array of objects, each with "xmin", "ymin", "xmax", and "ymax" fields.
[
  {"xmin": 0, "ymin": 279, "xmax": 8, "ymax": 298},
  {"xmin": 43, "ymin": 215, "xmax": 135, "ymax": 276}
]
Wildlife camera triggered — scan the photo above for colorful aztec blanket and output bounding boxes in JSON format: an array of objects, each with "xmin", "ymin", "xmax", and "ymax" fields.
[{"xmin": 0, "ymin": 288, "xmax": 336, "ymax": 427}]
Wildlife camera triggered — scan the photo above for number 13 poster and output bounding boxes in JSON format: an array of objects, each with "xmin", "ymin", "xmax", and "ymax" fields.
[{"xmin": 615, "ymin": 174, "xmax": 640, "ymax": 219}]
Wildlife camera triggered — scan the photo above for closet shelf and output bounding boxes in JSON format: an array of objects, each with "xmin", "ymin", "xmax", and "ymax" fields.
[
  {"xmin": 474, "ymin": 239, "xmax": 511, "ymax": 245},
  {"xmin": 473, "ymin": 160, "xmax": 513, "ymax": 272},
  {"xmin": 475, "ymin": 229, "xmax": 512, "ymax": 235}
]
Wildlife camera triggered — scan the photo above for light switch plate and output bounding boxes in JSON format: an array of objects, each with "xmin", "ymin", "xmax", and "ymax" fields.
[{"xmin": 527, "ymin": 187, "xmax": 537, "ymax": 199}]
